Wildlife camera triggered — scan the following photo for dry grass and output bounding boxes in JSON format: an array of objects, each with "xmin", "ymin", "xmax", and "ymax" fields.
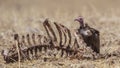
[{"xmin": 0, "ymin": 0, "xmax": 120, "ymax": 68}]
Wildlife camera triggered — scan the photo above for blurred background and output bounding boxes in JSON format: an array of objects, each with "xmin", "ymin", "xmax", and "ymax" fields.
[{"xmin": 0, "ymin": 0, "xmax": 120, "ymax": 31}]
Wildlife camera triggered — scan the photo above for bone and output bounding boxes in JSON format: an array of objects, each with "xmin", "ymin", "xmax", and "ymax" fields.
[
  {"xmin": 43, "ymin": 19, "xmax": 57, "ymax": 42},
  {"xmin": 55, "ymin": 24, "xmax": 67, "ymax": 48},
  {"xmin": 37, "ymin": 35, "xmax": 42, "ymax": 44},
  {"xmin": 54, "ymin": 22, "xmax": 73, "ymax": 57},
  {"xmin": 1, "ymin": 19, "xmax": 100, "ymax": 63},
  {"xmin": 32, "ymin": 33, "xmax": 36, "ymax": 45},
  {"xmin": 26, "ymin": 34, "xmax": 32, "ymax": 46},
  {"xmin": 54, "ymin": 22, "xmax": 63, "ymax": 47},
  {"xmin": 21, "ymin": 35, "xmax": 27, "ymax": 47},
  {"xmin": 73, "ymin": 38, "xmax": 79, "ymax": 50},
  {"xmin": 60, "ymin": 24, "xmax": 72, "ymax": 47}
]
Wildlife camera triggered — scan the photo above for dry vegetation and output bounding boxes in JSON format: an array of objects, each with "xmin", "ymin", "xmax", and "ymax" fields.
[{"xmin": 0, "ymin": 0, "xmax": 120, "ymax": 68}]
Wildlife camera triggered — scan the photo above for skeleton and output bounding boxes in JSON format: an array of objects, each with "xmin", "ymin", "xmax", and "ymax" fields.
[{"xmin": 1, "ymin": 17, "xmax": 100, "ymax": 63}]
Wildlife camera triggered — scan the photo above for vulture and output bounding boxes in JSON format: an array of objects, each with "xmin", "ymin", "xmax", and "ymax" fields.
[{"xmin": 75, "ymin": 17, "xmax": 100, "ymax": 53}]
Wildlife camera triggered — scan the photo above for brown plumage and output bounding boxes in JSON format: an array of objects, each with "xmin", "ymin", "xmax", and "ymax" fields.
[{"xmin": 75, "ymin": 16, "xmax": 100, "ymax": 53}]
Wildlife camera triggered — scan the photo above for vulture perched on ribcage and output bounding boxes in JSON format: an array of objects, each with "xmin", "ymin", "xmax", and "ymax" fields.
[{"xmin": 75, "ymin": 17, "xmax": 100, "ymax": 53}]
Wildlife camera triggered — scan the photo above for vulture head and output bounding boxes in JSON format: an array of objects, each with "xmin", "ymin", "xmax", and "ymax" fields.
[
  {"xmin": 75, "ymin": 16, "xmax": 92, "ymax": 37},
  {"xmin": 74, "ymin": 16, "xmax": 84, "ymax": 28}
]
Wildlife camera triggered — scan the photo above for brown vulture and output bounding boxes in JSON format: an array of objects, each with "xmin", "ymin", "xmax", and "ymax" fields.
[{"xmin": 75, "ymin": 16, "xmax": 100, "ymax": 53}]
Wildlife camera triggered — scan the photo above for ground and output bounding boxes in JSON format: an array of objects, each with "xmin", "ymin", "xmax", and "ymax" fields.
[{"xmin": 0, "ymin": 0, "xmax": 120, "ymax": 68}]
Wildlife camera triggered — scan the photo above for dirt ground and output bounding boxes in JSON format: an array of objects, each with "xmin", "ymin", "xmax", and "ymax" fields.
[{"xmin": 0, "ymin": 0, "xmax": 120, "ymax": 68}]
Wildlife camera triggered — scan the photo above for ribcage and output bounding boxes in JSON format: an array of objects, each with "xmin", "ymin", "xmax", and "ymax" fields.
[{"xmin": 1, "ymin": 19, "xmax": 100, "ymax": 63}]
